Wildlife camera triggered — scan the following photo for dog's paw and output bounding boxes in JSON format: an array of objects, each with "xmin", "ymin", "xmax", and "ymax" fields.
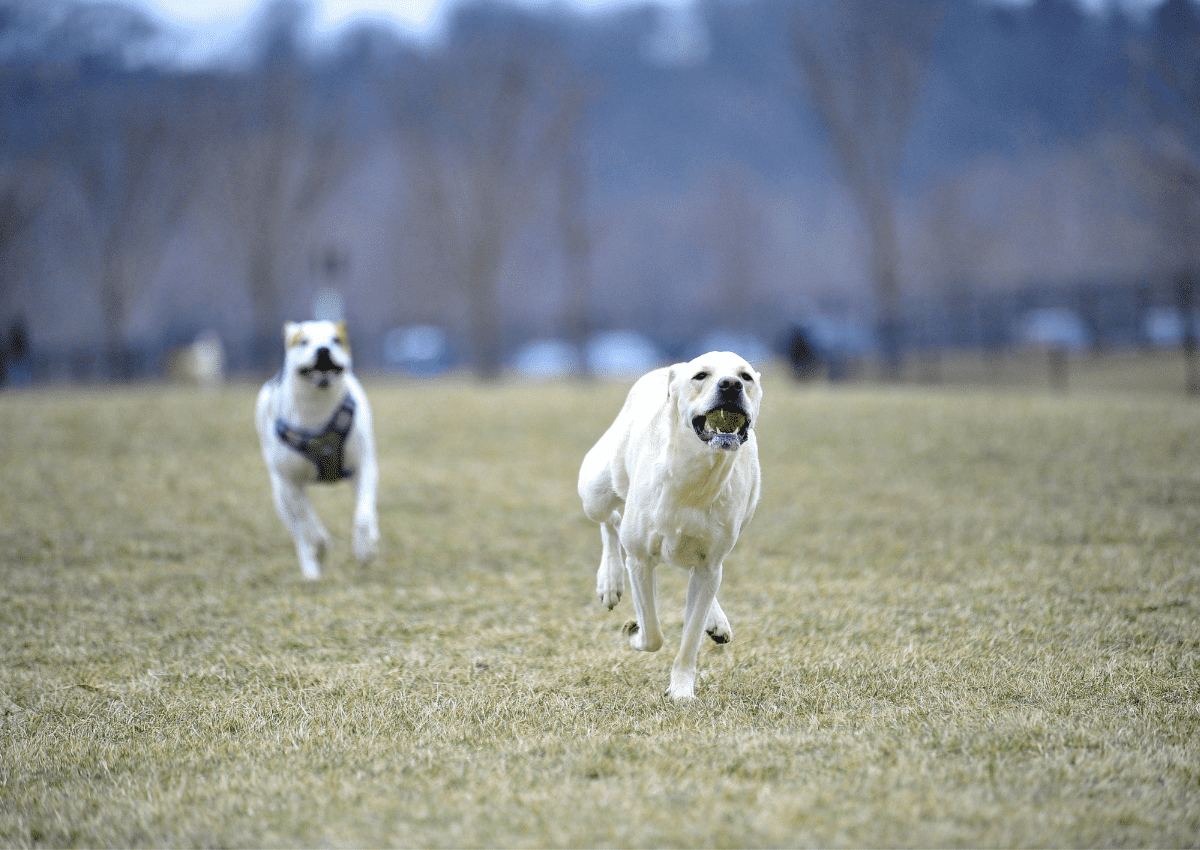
[
  {"xmin": 705, "ymin": 624, "xmax": 731, "ymax": 645},
  {"xmin": 666, "ymin": 668, "xmax": 699, "ymax": 701},
  {"xmin": 353, "ymin": 518, "xmax": 379, "ymax": 564},
  {"xmin": 623, "ymin": 619, "xmax": 645, "ymax": 650},
  {"xmin": 596, "ymin": 562, "xmax": 623, "ymax": 610},
  {"xmin": 623, "ymin": 620, "xmax": 662, "ymax": 652},
  {"xmin": 298, "ymin": 539, "xmax": 326, "ymax": 580},
  {"xmin": 704, "ymin": 603, "xmax": 732, "ymax": 645},
  {"xmin": 665, "ymin": 683, "xmax": 698, "ymax": 703}
]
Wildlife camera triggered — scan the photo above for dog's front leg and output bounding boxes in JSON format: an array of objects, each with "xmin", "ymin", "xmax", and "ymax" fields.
[
  {"xmin": 668, "ymin": 561, "xmax": 723, "ymax": 701},
  {"xmin": 623, "ymin": 553, "xmax": 663, "ymax": 652},
  {"xmin": 351, "ymin": 457, "xmax": 379, "ymax": 565},
  {"xmin": 271, "ymin": 477, "xmax": 329, "ymax": 580}
]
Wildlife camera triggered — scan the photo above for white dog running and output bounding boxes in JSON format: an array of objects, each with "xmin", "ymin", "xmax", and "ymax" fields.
[
  {"xmin": 255, "ymin": 320, "xmax": 379, "ymax": 579},
  {"xmin": 578, "ymin": 351, "xmax": 762, "ymax": 701}
]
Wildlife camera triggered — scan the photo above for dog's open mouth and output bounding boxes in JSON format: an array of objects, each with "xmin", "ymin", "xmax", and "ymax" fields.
[
  {"xmin": 299, "ymin": 364, "xmax": 344, "ymax": 388},
  {"xmin": 692, "ymin": 403, "xmax": 751, "ymax": 450}
]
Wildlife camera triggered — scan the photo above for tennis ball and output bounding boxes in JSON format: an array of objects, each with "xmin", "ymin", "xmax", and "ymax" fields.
[{"xmin": 706, "ymin": 408, "xmax": 746, "ymax": 434}]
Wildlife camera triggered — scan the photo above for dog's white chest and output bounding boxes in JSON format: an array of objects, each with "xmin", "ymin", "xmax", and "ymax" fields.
[
  {"xmin": 660, "ymin": 528, "xmax": 710, "ymax": 567},
  {"xmin": 651, "ymin": 500, "xmax": 728, "ymax": 567}
]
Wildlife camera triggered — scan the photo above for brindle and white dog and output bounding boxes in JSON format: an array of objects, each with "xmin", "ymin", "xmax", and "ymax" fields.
[
  {"xmin": 255, "ymin": 320, "xmax": 379, "ymax": 579},
  {"xmin": 578, "ymin": 351, "xmax": 762, "ymax": 701}
]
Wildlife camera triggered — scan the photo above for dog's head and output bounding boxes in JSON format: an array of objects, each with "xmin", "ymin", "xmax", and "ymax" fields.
[
  {"xmin": 283, "ymin": 320, "xmax": 352, "ymax": 390},
  {"xmin": 669, "ymin": 351, "xmax": 761, "ymax": 452}
]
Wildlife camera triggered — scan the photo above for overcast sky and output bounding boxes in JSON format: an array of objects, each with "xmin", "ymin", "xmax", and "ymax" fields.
[
  {"xmin": 113, "ymin": 0, "xmax": 1157, "ymax": 33},
  {"xmin": 123, "ymin": 0, "xmax": 695, "ymax": 39},
  {"xmin": 94, "ymin": 0, "xmax": 1166, "ymax": 62}
]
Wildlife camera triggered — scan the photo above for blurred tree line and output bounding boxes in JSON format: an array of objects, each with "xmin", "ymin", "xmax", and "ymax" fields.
[{"xmin": 0, "ymin": 0, "xmax": 1197, "ymax": 383}]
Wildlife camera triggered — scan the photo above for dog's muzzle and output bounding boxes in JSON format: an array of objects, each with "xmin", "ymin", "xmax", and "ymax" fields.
[
  {"xmin": 299, "ymin": 347, "xmax": 345, "ymax": 388},
  {"xmin": 692, "ymin": 400, "xmax": 752, "ymax": 451}
]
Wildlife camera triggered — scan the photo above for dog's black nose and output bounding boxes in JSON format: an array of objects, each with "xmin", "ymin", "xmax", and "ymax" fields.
[
  {"xmin": 314, "ymin": 346, "xmax": 337, "ymax": 371},
  {"xmin": 718, "ymin": 377, "xmax": 742, "ymax": 392}
]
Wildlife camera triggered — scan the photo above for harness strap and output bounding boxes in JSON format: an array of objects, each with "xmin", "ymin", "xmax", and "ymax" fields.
[{"xmin": 275, "ymin": 394, "xmax": 357, "ymax": 482}]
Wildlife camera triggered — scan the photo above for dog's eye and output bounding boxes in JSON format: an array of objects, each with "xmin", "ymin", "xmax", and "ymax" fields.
[
  {"xmin": 692, "ymin": 371, "xmax": 708, "ymax": 381},
  {"xmin": 741, "ymin": 372, "xmax": 754, "ymax": 382}
]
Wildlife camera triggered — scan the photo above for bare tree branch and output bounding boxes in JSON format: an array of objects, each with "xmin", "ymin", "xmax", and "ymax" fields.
[
  {"xmin": 413, "ymin": 11, "xmax": 573, "ymax": 378},
  {"xmin": 788, "ymin": 0, "xmax": 946, "ymax": 378}
]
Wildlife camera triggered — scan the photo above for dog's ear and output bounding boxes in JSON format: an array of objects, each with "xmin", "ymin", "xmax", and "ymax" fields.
[
  {"xmin": 284, "ymin": 322, "xmax": 304, "ymax": 349},
  {"xmin": 334, "ymin": 320, "xmax": 351, "ymax": 354},
  {"xmin": 664, "ymin": 367, "xmax": 676, "ymax": 401}
]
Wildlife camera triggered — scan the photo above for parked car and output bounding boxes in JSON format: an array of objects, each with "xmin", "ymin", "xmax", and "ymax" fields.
[
  {"xmin": 685, "ymin": 330, "xmax": 772, "ymax": 366},
  {"xmin": 586, "ymin": 331, "xmax": 664, "ymax": 377},
  {"xmin": 1143, "ymin": 307, "xmax": 1199, "ymax": 349},
  {"xmin": 510, "ymin": 339, "xmax": 582, "ymax": 378},
  {"xmin": 384, "ymin": 325, "xmax": 453, "ymax": 376},
  {"xmin": 1013, "ymin": 308, "xmax": 1091, "ymax": 351}
]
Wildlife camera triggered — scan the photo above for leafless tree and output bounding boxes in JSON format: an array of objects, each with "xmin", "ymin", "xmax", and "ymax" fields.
[
  {"xmin": 787, "ymin": 0, "xmax": 946, "ymax": 379},
  {"xmin": 210, "ymin": 1, "xmax": 353, "ymax": 370},
  {"xmin": 91, "ymin": 79, "xmax": 213, "ymax": 377},
  {"xmin": 341, "ymin": 23, "xmax": 466, "ymax": 338},
  {"xmin": 406, "ymin": 11, "xmax": 576, "ymax": 379},
  {"xmin": 547, "ymin": 71, "xmax": 595, "ymax": 377},
  {"xmin": 706, "ymin": 167, "xmax": 763, "ymax": 334},
  {"xmin": 33, "ymin": 71, "xmax": 209, "ymax": 376},
  {"xmin": 2, "ymin": 3, "xmax": 216, "ymax": 378},
  {"xmin": 0, "ymin": 164, "xmax": 41, "ymax": 325},
  {"xmin": 1130, "ymin": 0, "xmax": 1200, "ymax": 392},
  {"xmin": 0, "ymin": 165, "xmax": 36, "ymax": 385}
]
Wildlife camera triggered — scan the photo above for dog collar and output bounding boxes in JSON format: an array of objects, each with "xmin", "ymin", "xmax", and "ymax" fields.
[{"xmin": 275, "ymin": 394, "xmax": 357, "ymax": 482}]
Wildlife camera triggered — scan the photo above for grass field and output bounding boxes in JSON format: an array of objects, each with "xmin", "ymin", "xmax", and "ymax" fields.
[{"xmin": 2, "ymin": 356, "xmax": 1198, "ymax": 847}]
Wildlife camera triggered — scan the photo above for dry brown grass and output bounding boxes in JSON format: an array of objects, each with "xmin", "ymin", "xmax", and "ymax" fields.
[{"xmin": 1, "ymin": 360, "xmax": 1197, "ymax": 847}]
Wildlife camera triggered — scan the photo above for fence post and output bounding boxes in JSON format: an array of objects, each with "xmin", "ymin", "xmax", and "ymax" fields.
[
  {"xmin": 1177, "ymin": 271, "xmax": 1198, "ymax": 397},
  {"xmin": 1048, "ymin": 346, "xmax": 1068, "ymax": 394}
]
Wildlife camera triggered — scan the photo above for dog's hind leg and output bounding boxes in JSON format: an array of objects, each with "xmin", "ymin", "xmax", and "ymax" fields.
[
  {"xmin": 596, "ymin": 515, "xmax": 624, "ymax": 609},
  {"xmin": 580, "ymin": 457, "xmax": 625, "ymax": 609},
  {"xmin": 668, "ymin": 561, "xmax": 723, "ymax": 701}
]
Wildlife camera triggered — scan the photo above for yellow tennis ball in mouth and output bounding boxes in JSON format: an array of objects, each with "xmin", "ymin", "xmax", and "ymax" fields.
[{"xmin": 706, "ymin": 408, "xmax": 746, "ymax": 434}]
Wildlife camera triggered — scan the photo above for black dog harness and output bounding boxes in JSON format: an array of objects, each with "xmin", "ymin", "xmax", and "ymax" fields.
[{"xmin": 275, "ymin": 394, "xmax": 357, "ymax": 482}]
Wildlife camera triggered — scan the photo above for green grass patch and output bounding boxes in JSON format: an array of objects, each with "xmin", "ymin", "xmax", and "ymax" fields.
[{"xmin": 1, "ymin": 364, "xmax": 1198, "ymax": 847}]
